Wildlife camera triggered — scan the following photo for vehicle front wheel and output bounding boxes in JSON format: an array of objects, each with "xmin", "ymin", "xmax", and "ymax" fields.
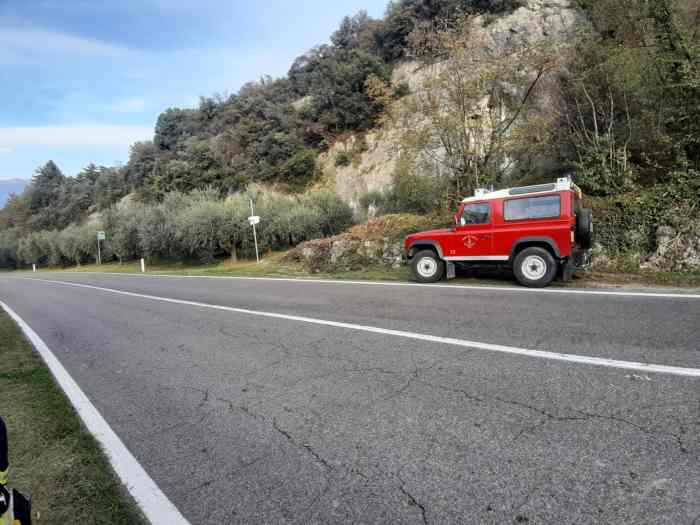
[
  {"xmin": 411, "ymin": 250, "xmax": 445, "ymax": 283},
  {"xmin": 513, "ymin": 247, "xmax": 557, "ymax": 288}
]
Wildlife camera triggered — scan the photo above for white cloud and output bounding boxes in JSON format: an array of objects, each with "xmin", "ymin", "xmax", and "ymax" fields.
[
  {"xmin": 0, "ymin": 26, "xmax": 134, "ymax": 58},
  {"xmin": 108, "ymin": 97, "xmax": 148, "ymax": 113},
  {"xmin": 0, "ymin": 125, "xmax": 152, "ymax": 149},
  {"xmin": 0, "ymin": 147, "xmax": 12, "ymax": 154}
]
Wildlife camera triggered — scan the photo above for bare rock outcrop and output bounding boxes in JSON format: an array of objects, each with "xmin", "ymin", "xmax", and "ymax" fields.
[{"xmin": 315, "ymin": 0, "xmax": 586, "ymax": 213}]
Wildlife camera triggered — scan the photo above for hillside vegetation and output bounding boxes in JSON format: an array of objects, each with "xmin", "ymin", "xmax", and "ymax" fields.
[{"xmin": 0, "ymin": 0, "xmax": 698, "ymax": 274}]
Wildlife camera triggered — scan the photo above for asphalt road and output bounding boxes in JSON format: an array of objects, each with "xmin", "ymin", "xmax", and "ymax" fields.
[{"xmin": 1, "ymin": 272, "xmax": 698, "ymax": 524}]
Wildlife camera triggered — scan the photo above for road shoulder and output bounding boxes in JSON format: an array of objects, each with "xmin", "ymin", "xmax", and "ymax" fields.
[{"xmin": 0, "ymin": 309, "xmax": 145, "ymax": 524}]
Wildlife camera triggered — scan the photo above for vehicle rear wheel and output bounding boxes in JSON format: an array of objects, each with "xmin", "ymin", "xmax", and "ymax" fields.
[
  {"xmin": 576, "ymin": 208, "xmax": 594, "ymax": 249},
  {"xmin": 411, "ymin": 250, "xmax": 445, "ymax": 283},
  {"xmin": 513, "ymin": 247, "xmax": 557, "ymax": 288}
]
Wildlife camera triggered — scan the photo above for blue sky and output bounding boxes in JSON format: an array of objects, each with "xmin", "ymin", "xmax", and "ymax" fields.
[{"xmin": 0, "ymin": 0, "xmax": 388, "ymax": 180}]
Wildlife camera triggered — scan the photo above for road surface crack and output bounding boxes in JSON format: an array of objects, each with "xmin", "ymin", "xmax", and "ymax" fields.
[
  {"xmin": 271, "ymin": 417, "xmax": 334, "ymax": 472},
  {"xmin": 573, "ymin": 409, "xmax": 690, "ymax": 454},
  {"xmin": 235, "ymin": 402, "xmax": 334, "ymax": 472},
  {"xmin": 397, "ymin": 474, "xmax": 429, "ymax": 525}
]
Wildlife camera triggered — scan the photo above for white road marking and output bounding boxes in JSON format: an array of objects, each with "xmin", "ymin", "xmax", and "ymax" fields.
[
  {"xmin": 27, "ymin": 271, "xmax": 700, "ymax": 300},
  {"xmin": 18, "ymin": 277, "xmax": 700, "ymax": 378},
  {"xmin": 0, "ymin": 300, "xmax": 191, "ymax": 525}
]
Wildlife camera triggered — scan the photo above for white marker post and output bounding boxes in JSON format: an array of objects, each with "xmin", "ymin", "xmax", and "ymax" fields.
[
  {"xmin": 140, "ymin": 258, "xmax": 146, "ymax": 273},
  {"xmin": 248, "ymin": 198, "xmax": 261, "ymax": 263},
  {"xmin": 96, "ymin": 231, "xmax": 106, "ymax": 265},
  {"xmin": 32, "ymin": 264, "xmax": 36, "ymax": 273}
]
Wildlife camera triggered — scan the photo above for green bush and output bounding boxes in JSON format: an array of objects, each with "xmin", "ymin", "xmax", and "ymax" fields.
[
  {"xmin": 300, "ymin": 191, "xmax": 354, "ymax": 236},
  {"xmin": 334, "ymin": 151, "xmax": 351, "ymax": 167},
  {"xmin": 590, "ymin": 170, "xmax": 700, "ymax": 257},
  {"xmin": 359, "ymin": 155, "xmax": 446, "ymax": 218}
]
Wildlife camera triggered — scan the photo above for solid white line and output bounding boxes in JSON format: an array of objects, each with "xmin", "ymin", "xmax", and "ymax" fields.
[
  {"xmin": 25, "ymin": 271, "xmax": 700, "ymax": 300},
  {"xmin": 19, "ymin": 277, "xmax": 700, "ymax": 378},
  {"xmin": 0, "ymin": 300, "xmax": 191, "ymax": 525}
]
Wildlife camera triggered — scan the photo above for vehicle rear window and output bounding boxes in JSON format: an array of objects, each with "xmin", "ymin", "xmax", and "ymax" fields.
[
  {"xmin": 504, "ymin": 195, "xmax": 561, "ymax": 221},
  {"xmin": 461, "ymin": 203, "xmax": 490, "ymax": 225}
]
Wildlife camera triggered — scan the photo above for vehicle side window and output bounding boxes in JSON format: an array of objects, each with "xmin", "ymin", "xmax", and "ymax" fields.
[
  {"xmin": 461, "ymin": 203, "xmax": 490, "ymax": 225},
  {"xmin": 504, "ymin": 195, "xmax": 561, "ymax": 221}
]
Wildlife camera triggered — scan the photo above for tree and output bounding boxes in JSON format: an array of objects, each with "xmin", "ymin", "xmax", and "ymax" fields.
[
  {"xmin": 57, "ymin": 224, "xmax": 95, "ymax": 266},
  {"xmin": 560, "ymin": 0, "xmax": 700, "ymax": 193},
  {"xmin": 154, "ymin": 108, "xmax": 200, "ymax": 151},
  {"xmin": 126, "ymin": 141, "xmax": 159, "ymax": 192},
  {"xmin": 301, "ymin": 48, "xmax": 390, "ymax": 133},
  {"xmin": 0, "ymin": 228, "xmax": 20, "ymax": 268},
  {"xmin": 177, "ymin": 199, "xmax": 227, "ymax": 263},
  {"xmin": 103, "ymin": 205, "xmax": 142, "ymax": 263},
  {"xmin": 26, "ymin": 161, "xmax": 66, "ymax": 230},
  {"xmin": 17, "ymin": 233, "xmax": 44, "ymax": 265},
  {"xmin": 218, "ymin": 194, "xmax": 250, "ymax": 261}
]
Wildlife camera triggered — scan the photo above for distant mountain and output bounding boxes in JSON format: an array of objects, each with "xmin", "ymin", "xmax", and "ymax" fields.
[{"xmin": 0, "ymin": 179, "xmax": 27, "ymax": 207}]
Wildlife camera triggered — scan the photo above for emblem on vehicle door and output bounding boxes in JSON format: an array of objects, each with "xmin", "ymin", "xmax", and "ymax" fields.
[{"xmin": 462, "ymin": 235, "xmax": 478, "ymax": 248}]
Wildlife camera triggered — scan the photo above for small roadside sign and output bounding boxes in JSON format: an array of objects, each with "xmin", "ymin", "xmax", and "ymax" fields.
[
  {"xmin": 248, "ymin": 215, "xmax": 260, "ymax": 226},
  {"xmin": 96, "ymin": 231, "xmax": 105, "ymax": 265}
]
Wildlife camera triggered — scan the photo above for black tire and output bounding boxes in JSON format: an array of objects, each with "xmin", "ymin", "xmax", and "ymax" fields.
[
  {"xmin": 576, "ymin": 208, "xmax": 593, "ymax": 249},
  {"xmin": 411, "ymin": 249, "xmax": 445, "ymax": 283},
  {"xmin": 513, "ymin": 247, "xmax": 557, "ymax": 288}
]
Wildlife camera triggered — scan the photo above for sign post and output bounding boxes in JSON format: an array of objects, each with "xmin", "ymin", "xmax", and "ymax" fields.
[
  {"xmin": 248, "ymin": 199, "xmax": 261, "ymax": 263},
  {"xmin": 96, "ymin": 231, "xmax": 106, "ymax": 265}
]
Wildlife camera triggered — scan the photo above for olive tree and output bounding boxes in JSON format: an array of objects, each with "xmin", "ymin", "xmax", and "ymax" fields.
[{"xmin": 177, "ymin": 199, "xmax": 227, "ymax": 263}]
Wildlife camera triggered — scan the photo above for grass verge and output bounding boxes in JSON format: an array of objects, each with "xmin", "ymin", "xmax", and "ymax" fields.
[
  {"xmin": 0, "ymin": 310, "xmax": 144, "ymax": 524},
  {"xmin": 39, "ymin": 253, "xmax": 700, "ymax": 289}
]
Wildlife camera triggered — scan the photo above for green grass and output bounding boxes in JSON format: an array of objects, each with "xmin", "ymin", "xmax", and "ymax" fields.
[
  {"xmin": 22, "ymin": 251, "xmax": 700, "ymax": 289},
  {"xmin": 45, "ymin": 253, "xmax": 410, "ymax": 282},
  {"xmin": 0, "ymin": 311, "xmax": 145, "ymax": 524}
]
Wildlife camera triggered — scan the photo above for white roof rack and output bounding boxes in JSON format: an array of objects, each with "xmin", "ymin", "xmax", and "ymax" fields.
[{"xmin": 462, "ymin": 178, "xmax": 572, "ymax": 203}]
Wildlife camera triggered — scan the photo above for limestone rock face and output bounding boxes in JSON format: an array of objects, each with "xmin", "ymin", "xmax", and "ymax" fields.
[
  {"xmin": 642, "ymin": 226, "xmax": 700, "ymax": 272},
  {"xmin": 315, "ymin": 0, "xmax": 586, "ymax": 213},
  {"xmin": 486, "ymin": 0, "xmax": 585, "ymax": 49}
]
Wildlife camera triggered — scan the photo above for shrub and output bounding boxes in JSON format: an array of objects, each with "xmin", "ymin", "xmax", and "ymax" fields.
[
  {"xmin": 301, "ymin": 191, "xmax": 354, "ymax": 236},
  {"xmin": 334, "ymin": 151, "xmax": 351, "ymax": 167},
  {"xmin": 359, "ymin": 156, "xmax": 446, "ymax": 217}
]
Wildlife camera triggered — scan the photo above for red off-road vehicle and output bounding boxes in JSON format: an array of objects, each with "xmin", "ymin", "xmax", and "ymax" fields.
[{"xmin": 404, "ymin": 178, "xmax": 593, "ymax": 287}]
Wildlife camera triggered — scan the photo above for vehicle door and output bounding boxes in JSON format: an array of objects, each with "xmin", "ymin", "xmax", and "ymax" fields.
[{"xmin": 443, "ymin": 202, "xmax": 493, "ymax": 260}]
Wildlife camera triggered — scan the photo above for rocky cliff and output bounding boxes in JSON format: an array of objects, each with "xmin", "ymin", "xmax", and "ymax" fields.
[{"xmin": 314, "ymin": 0, "xmax": 586, "ymax": 214}]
